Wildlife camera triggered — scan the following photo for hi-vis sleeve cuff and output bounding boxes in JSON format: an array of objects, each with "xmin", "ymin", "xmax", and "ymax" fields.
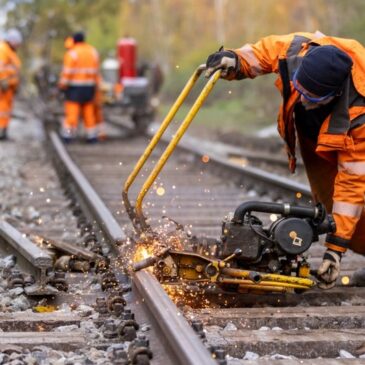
[
  {"xmin": 235, "ymin": 44, "xmax": 263, "ymax": 78},
  {"xmin": 325, "ymin": 234, "xmax": 349, "ymax": 253}
]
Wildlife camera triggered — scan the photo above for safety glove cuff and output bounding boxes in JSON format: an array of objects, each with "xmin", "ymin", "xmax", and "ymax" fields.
[
  {"xmin": 205, "ymin": 46, "xmax": 239, "ymax": 79},
  {"xmin": 323, "ymin": 249, "xmax": 342, "ymax": 263}
]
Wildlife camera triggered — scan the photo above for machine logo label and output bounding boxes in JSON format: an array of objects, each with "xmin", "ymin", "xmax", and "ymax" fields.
[{"xmin": 292, "ymin": 237, "xmax": 303, "ymax": 246}]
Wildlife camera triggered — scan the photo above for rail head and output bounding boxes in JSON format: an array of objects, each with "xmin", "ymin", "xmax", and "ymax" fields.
[
  {"xmin": 0, "ymin": 220, "xmax": 53, "ymax": 269},
  {"xmin": 133, "ymin": 270, "xmax": 217, "ymax": 365},
  {"xmin": 48, "ymin": 130, "xmax": 215, "ymax": 364},
  {"xmin": 147, "ymin": 128, "xmax": 312, "ymax": 201},
  {"xmin": 0, "ymin": 220, "xmax": 58, "ymax": 295},
  {"xmin": 49, "ymin": 131, "xmax": 126, "ymax": 247}
]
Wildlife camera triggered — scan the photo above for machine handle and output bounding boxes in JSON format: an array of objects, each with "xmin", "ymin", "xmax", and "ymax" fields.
[
  {"xmin": 122, "ymin": 64, "xmax": 221, "ymax": 233},
  {"xmin": 122, "ymin": 64, "xmax": 207, "ymax": 233},
  {"xmin": 135, "ymin": 67, "xmax": 221, "ymax": 229}
]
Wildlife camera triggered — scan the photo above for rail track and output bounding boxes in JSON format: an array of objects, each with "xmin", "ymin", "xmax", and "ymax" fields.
[
  {"xmin": 48, "ymin": 128, "xmax": 214, "ymax": 365},
  {"xmin": 60, "ymin": 114, "xmax": 365, "ymax": 363},
  {"xmin": 2, "ymin": 97, "xmax": 365, "ymax": 364}
]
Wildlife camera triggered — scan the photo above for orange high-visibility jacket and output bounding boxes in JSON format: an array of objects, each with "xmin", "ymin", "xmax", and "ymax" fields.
[
  {"xmin": 59, "ymin": 42, "xmax": 99, "ymax": 89},
  {"xmin": 0, "ymin": 41, "xmax": 21, "ymax": 89},
  {"xmin": 231, "ymin": 32, "xmax": 365, "ymax": 254}
]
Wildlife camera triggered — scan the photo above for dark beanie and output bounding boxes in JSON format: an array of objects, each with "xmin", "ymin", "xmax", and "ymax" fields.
[
  {"xmin": 73, "ymin": 31, "xmax": 85, "ymax": 43},
  {"xmin": 295, "ymin": 45, "xmax": 353, "ymax": 96}
]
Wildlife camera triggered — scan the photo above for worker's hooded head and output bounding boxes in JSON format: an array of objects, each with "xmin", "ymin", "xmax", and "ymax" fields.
[
  {"xmin": 294, "ymin": 45, "xmax": 353, "ymax": 97},
  {"xmin": 73, "ymin": 31, "xmax": 85, "ymax": 43},
  {"xmin": 4, "ymin": 28, "xmax": 23, "ymax": 49}
]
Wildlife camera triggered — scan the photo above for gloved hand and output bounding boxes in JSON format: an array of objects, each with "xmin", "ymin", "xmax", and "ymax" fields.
[
  {"xmin": 0, "ymin": 79, "xmax": 9, "ymax": 92},
  {"xmin": 205, "ymin": 46, "xmax": 238, "ymax": 79},
  {"xmin": 317, "ymin": 249, "xmax": 342, "ymax": 289}
]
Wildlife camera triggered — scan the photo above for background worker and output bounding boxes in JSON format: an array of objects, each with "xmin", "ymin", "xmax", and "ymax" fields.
[
  {"xmin": 205, "ymin": 32, "xmax": 365, "ymax": 289},
  {"xmin": 59, "ymin": 31, "xmax": 100, "ymax": 143},
  {"xmin": 62, "ymin": 34, "xmax": 105, "ymax": 141},
  {"xmin": 0, "ymin": 28, "xmax": 22, "ymax": 140}
]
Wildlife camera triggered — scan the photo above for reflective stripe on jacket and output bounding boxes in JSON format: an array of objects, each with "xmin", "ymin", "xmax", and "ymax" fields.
[
  {"xmin": 0, "ymin": 41, "xmax": 21, "ymax": 88},
  {"xmin": 232, "ymin": 32, "xmax": 365, "ymax": 253},
  {"xmin": 59, "ymin": 42, "xmax": 99, "ymax": 88}
]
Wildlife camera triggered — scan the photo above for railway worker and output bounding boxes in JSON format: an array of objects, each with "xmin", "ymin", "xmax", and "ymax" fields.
[
  {"xmin": 59, "ymin": 31, "xmax": 100, "ymax": 143},
  {"xmin": 205, "ymin": 32, "xmax": 365, "ymax": 289},
  {"xmin": 62, "ymin": 35, "xmax": 105, "ymax": 141},
  {"xmin": 0, "ymin": 28, "xmax": 22, "ymax": 140}
]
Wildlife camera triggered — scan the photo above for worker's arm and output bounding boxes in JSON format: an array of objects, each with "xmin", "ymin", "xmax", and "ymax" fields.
[
  {"xmin": 206, "ymin": 32, "xmax": 317, "ymax": 80},
  {"xmin": 0, "ymin": 50, "xmax": 20, "ymax": 91},
  {"xmin": 59, "ymin": 51, "xmax": 75, "ymax": 89},
  {"xmin": 0, "ymin": 67, "xmax": 10, "ymax": 91},
  {"xmin": 0, "ymin": 47, "xmax": 9, "ymax": 84},
  {"xmin": 232, "ymin": 33, "xmax": 298, "ymax": 78}
]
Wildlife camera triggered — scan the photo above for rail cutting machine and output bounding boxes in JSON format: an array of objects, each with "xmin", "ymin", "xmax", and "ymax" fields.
[{"xmin": 122, "ymin": 65, "xmax": 335, "ymax": 294}]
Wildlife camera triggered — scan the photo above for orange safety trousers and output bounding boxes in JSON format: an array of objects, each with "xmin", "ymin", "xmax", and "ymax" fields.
[
  {"xmin": 63, "ymin": 100, "xmax": 96, "ymax": 137},
  {"xmin": 298, "ymin": 130, "xmax": 365, "ymax": 255},
  {"xmin": 0, "ymin": 90, "xmax": 14, "ymax": 128}
]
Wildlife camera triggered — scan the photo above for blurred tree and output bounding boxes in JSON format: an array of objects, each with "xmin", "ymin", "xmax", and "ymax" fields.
[
  {"xmin": 4, "ymin": 0, "xmax": 363, "ymax": 81},
  {"xmin": 2, "ymin": 0, "xmax": 365, "ymax": 131},
  {"xmin": 1, "ymin": 0, "xmax": 120, "ymax": 66}
]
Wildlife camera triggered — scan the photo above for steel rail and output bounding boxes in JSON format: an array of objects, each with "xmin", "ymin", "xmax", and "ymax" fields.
[
  {"xmin": 107, "ymin": 115, "xmax": 311, "ymax": 201},
  {"xmin": 49, "ymin": 131, "xmax": 125, "ymax": 250},
  {"xmin": 133, "ymin": 271, "xmax": 217, "ymax": 365},
  {"xmin": 0, "ymin": 220, "xmax": 57, "ymax": 295},
  {"xmin": 147, "ymin": 128, "xmax": 312, "ymax": 201},
  {"xmin": 47, "ymin": 131, "xmax": 215, "ymax": 365},
  {"xmin": 107, "ymin": 115, "xmax": 310, "ymax": 201}
]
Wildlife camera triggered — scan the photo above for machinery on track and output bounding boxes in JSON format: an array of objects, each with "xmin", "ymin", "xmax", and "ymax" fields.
[
  {"xmin": 123, "ymin": 65, "xmax": 335, "ymax": 293},
  {"xmin": 101, "ymin": 37, "xmax": 159, "ymax": 132}
]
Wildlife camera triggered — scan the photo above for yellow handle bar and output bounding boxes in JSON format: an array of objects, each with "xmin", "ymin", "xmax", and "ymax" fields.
[{"xmin": 122, "ymin": 65, "xmax": 221, "ymax": 233}]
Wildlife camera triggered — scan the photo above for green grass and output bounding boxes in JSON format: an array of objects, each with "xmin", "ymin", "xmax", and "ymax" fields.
[
  {"xmin": 159, "ymin": 81, "xmax": 280, "ymax": 134},
  {"xmin": 157, "ymin": 75, "xmax": 281, "ymax": 135}
]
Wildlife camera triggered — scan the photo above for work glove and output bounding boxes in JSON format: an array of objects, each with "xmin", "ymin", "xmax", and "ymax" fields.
[
  {"xmin": 0, "ymin": 79, "xmax": 9, "ymax": 92},
  {"xmin": 317, "ymin": 249, "xmax": 342, "ymax": 289},
  {"xmin": 205, "ymin": 46, "xmax": 238, "ymax": 79}
]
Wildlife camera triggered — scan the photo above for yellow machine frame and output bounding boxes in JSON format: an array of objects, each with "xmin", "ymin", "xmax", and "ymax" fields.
[{"xmin": 124, "ymin": 65, "xmax": 316, "ymax": 292}]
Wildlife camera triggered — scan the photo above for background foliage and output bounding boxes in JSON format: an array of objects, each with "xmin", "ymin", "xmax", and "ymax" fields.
[{"xmin": 2, "ymin": 0, "xmax": 365, "ymax": 133}]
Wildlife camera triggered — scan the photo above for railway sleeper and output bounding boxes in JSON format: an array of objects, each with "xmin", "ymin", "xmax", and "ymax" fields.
[
  {"xmin": 204, "ymin": 326, "xmax": 365, "ymax": 359},
  {"xmin": 193, "ymin": 306, "xmax": 365, "ymax": 330}
]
